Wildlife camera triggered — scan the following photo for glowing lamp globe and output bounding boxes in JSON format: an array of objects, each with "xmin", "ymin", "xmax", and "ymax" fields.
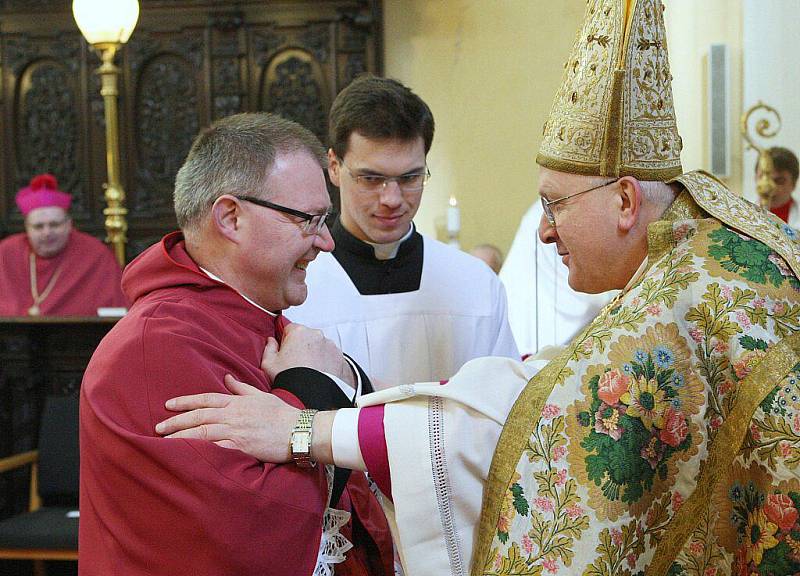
[{"xmin": 72, "ymin": 0, "xmax": 140, "ymax": 45}]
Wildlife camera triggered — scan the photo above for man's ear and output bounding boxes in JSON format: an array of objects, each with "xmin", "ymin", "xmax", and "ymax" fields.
[
  {"xmin": 211, "ymin": 195, "xmax": 243, "ymax": 243},
  {"xmin": 616, "ymin": 176, "xmax": 642, "ymax": 232},
  {"xmin": 327, "ymin": 148, "xmax": 341, "ymax": 188}
]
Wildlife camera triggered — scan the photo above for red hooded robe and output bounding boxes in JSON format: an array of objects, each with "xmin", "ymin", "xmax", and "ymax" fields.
[{"xmin": 79, "ymin": 232, "xmax": 392, "ymax": 575}]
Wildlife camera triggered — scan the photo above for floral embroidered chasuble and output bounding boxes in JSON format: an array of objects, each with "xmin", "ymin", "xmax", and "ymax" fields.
[{"xmin": 474, "ymin": 171, "xmax": 800, "ymax": 576}]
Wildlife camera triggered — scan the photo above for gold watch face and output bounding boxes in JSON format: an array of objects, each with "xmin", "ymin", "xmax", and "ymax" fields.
[{"xmin": 291, "ymin": 430, "xmax": 312, "ymax": 454}]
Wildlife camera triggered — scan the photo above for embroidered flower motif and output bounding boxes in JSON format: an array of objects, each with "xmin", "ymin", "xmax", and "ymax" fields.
[
  {"xmin": 610, "ymin": 528, "xmax": 623, "ymax": 546},
  {"xmin": 646, "ymin": 303, "xmax": 662, "ymax": 316},
  {"xmin": 704, "ymin": 567, "xmax": 718, "ymax": 576},
  {"xmin": 710, "ymin": 415, "xmax": 722, "ymax": 432},
  {"xmin": 734, "ymin": 350, "xmax": 767, "ymax": 380},
  {"xmin": 773, "ymin": 301, "xmax": 787, "ymax": 315},
  {"xmin": 720, "ymin": 285, "xmax": 733, "ymax": 300},
  {"xmin": 555, "ymin": 468, "xmax": 568, "ymax": 486},
  {"xmin": 689, "ymin": 540, "xmax": 705, "ymax": 556},
  {"xmin": 659, "ymin": 407, "xmax": 689, "ymax": 447},
  {"xmin": 764, "ymin": 493, "xmax": 798, "ymax": 531},
  {"xmin": 541, "ymin": 558, "xmax": 558, "ymax": 573},
  {"xmin": 653, "ymin": 345, "xmax": 675, "ymax": 369},
  {"xmin": 621, "ymin": 375, "xmax": 667, "ymax": 430},
  {"xmin": 597, "ymin": 369, "xmax": 630, "ymax": 405},
  {"xmin": 713, "ymin": 339, "xmax": 729, "ymax": 354},
  {"xmin": 793, "ymin": 413, "xmax": 800, "ymax": 435},
  {"xmin": 541, "ymin": 404, "xmax": 561, "ymax": 420},
  {"xmin": 689, "ymin": 327, "xmax": 704, "ymax": 343},
  {"xmin": 735, "ymin": 310, "xmax": 752, "ymax": 330},
  {"xmin": 640, "ymin": 435, "xmax": 665, "ymax": 469},
  {"xmin": 768, "ymin": 253, "xmax": 792, "ymax": 277},
  {"xmin": 782, "ymin": 223, "xmax": 798, "ymax": 240},
  {"xmin": 719, "ymin": 379, "xmax": 734, "ymax": 395},
  {"xmin": 745, "ymin": 509, "xmax": 779, "ymax": 565},
  {"xmin": 552, "ymin": 445, "xmax": 567, "ymax": 462},
  {"xmin": 749, "ymin": 423, "xmax": 762, "ymax": 442},
  {"xmin": 594, "ymin": 403, "xmax": 626, "ymax": 440},
  {"xmin": 521, "ymin": 534, "xmax": 534, "ymax": 555},
  {"xmin": 753, "ymin": 297, "xmax": 766, "ymax": 309},
  {"xmin": 533, "ymin": 497, "xmax": 554, "ymax": 513},
  {"xmin": 780, "ymin": 441, "xmax": 793, "ymax": 458},
  {"xmin": 566, "ymin": 504, "xmax": 584, "ymax": 519},
  {"xmin": 672, "ymin": 491, "xmax": 684, "ymax": 511},
  {"xmin": 634, "ymin": 349, "xmax": 649, "ymax": 364},
  {"xmin": 627, "ymin": 553, "xmax": 637, "ymax": 569}
]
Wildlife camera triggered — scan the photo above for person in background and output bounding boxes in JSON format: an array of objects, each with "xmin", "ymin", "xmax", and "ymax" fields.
[
  {"xmin": 469, "ymin": 243, "xmax": 504, "ymax": 274},
  {"xmin": 0, "ymin": 173, "xmax": 127, "ymax": 316},
  {"xmin": 288, "ymin": 76, "xmax": 518, "ymax": 388},
  {"xmin": 755, "ymin": 146, "xmax": 799, "ymax": 229}
]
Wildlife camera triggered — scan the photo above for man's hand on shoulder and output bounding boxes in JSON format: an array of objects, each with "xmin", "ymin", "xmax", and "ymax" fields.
[{"xmin": 262, "ymin": 324, "xmax": 354, "ymax": 387}]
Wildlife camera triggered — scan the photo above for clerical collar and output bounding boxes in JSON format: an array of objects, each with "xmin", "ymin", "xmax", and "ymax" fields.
[
  {"xmin": 199, "ymin": 267, "xmax": 277, "ymax": 317},
  {"xmin": 333, "ymin": 219, "xmax": 415, "ymax": 260},
  {"xmin": 367, "ymin": 225, "xmax": 414, "ymax": 260},
  {"xmin": 330, "ymin": 217, "xmax": 424, "ymax": 295}
]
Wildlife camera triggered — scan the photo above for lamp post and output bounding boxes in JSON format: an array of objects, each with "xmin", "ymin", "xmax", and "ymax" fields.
[{"xmin": 72, "ymin": 0, "xmax": 140, "ymax": 267}]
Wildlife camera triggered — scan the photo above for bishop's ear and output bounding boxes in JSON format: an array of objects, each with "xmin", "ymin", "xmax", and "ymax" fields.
[
  {"xmin": 211, "ymin": 195, "xmax": 243, "ymax": 243},
  {"xmin": 616, "ymin": 176, "xmax": 642, "ymax": 232}
]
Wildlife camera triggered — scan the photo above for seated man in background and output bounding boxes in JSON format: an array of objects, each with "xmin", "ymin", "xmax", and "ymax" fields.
[
  {"xmin": 289, "ymin": 76, "xmax": 518, "ymax": 387},
  {"xmin": 0, "ymin": 174, "xmax": 127, "ymax": 316},
  {"xmin": 755, "ymin": 146, "xmax": 799, "ymax": 228},
  {"xmin": 80, "ymin": 113, "xmax": 392, "ymax": 575}
]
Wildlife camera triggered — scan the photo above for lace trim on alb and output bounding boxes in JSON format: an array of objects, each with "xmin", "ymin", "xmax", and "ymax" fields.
[
  {"xmin": 428, "ymin": 396, "xmax": 465, "ymax": 575},
  {"xmin": 313, "ymin": 465, "xmax": 353, "ymax": 576}
]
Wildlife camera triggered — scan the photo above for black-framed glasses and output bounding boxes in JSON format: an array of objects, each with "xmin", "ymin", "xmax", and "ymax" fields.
[
  {"xmin": 339, "ymin": 161, "xmax": 431, "ymax": 193},
  {"xmin": 540, "ymin": 178, "xmax": 619, "ymax": 226},
  {"xmin": 237, "ymin": 195, "xmax": 330, "ymax": 235}
]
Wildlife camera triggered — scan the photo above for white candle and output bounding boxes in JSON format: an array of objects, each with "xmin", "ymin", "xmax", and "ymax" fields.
[{"xmin": 447, "ymin": 196, "xmax": 460, "ymax": 235}]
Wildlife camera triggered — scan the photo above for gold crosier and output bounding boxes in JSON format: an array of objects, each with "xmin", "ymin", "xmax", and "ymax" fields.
[{"xmin": 740, "ymin": 101, "xmax": 783, "ymax": 210}]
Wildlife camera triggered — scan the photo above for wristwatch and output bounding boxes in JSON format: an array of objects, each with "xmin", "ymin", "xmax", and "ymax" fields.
[{"xmin": 290, "ymin": 409, "xmax": 318, "ymax": 468}]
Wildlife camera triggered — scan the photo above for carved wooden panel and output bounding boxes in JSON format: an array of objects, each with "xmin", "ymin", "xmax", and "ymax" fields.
[{"xmin": 0, "ymin": 0, "xmax": 382, "ymax": 254}]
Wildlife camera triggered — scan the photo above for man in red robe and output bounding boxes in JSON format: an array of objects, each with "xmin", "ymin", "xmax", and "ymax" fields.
[
  {"xmin": 0, "ymin": 174, "xmax": 127, "ymax": 316},
  {"xmin": 79, "ymin": 113, "xmax": 393, "ymax": 575}
]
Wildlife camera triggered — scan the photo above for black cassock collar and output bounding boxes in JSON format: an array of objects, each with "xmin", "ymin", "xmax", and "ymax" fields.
[{"xmin": 330, "ymin": 218, "xmax": 424, "ymax": 295}]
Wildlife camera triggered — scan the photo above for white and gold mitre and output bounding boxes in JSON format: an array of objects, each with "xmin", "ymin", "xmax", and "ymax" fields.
[{"xmin": 537, "ymin": 0, "xmax": 683, "ymax": 180}]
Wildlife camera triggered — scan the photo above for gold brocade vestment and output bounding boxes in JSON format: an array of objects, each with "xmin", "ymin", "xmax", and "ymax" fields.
[{"xmin": 473, "ymin": 171, "xmax": 800, "ymax": 576}]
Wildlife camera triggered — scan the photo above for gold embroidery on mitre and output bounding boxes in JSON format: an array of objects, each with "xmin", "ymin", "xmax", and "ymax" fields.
[{"xmin": 537, "ymin": 0, "xmax": 683, "ymax": 180}]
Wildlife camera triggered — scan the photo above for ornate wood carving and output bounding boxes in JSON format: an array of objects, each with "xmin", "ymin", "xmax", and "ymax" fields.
[
  {"xmin": 261, "ymin": 49, "xmax": 329, "ymax": 141},
  {"xmin": 132, "ymin": 52, "xmax": 201, "ymax": 216}
]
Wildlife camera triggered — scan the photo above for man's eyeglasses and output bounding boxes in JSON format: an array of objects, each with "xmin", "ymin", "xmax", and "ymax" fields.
[
  {"xmin": 540, "ymin": 178, "xmax": 619, "ymax": 226},
  {"xmin": 236, "ymin": 196, "xmax": 330, "ymax": 235},
  {"xmin": 339, "ymin": 161, "xmax": 431, "ymax": 193}
]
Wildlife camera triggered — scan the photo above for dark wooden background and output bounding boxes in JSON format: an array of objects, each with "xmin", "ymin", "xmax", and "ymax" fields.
[
  {"xmin": 0, "ymin": 0, "xmax": 383, "ymax": 256},
  {"xmin": 0, "ymin": 2, "xmax": 382, "ymax": 572}
]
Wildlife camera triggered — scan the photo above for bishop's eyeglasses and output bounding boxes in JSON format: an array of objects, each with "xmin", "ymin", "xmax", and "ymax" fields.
[
  {"xmin": 237, "ymin": 196, "xmax": 330, "ymax": 235},
  {"xmin": 540, "ymin": 178, "xmax": 619, "ymax": 226}
]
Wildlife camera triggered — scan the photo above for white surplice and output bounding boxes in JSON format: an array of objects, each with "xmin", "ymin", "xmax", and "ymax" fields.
[{"xmin": 289, "ymin": 235, "xmax": 519, "ymax": 388}]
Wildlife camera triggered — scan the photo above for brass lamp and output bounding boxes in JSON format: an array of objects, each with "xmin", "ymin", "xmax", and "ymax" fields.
[{"xmin": 72, "ymin": 0, "xmax": 140, "ymax": 266}]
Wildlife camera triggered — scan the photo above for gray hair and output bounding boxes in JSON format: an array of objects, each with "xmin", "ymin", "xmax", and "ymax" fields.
[
  {"xmin": 581, "ymin": 176, "xmax": 677, "ymax": 208},
  {"xmin": 174, "ymin": 113, "xmax": 326, "ymax": 230}
]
